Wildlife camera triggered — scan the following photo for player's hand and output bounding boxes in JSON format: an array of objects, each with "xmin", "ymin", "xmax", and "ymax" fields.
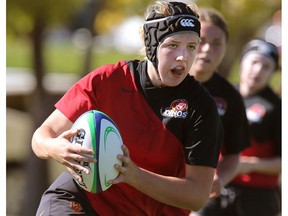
[
  {"xmin": 109, "ymin": 145, "xmax": 141, "ymax": 186},
  {"xmin": 46, "ymin": 129, "xmax": 96, "ymax": 182},
  {"xmin": 209, "ymin": 176, "xmax": 223, "ymax": 199}
]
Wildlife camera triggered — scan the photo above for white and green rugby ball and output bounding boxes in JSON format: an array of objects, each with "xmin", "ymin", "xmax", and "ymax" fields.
[{"xmin": 70, "ymin": 110, "xmax": 123, "ymax": 193}]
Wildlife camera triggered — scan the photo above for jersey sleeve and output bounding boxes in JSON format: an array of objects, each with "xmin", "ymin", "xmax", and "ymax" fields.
[
  {"xmin": 55, "ymin": 71, "xmax": 100, "ymax": 122},
  {"xmin": 54, "ymin": 62, "xmax": 122, "ymax": 122},
  {"xmin": 184, "ymin": 91, "xmax": 223, "ymax": 168},
  {"xmin": 221, "ymin": 90, "xmax": 251, "ymax": 155}
]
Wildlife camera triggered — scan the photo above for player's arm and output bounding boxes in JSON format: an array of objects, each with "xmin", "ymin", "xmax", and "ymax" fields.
[
  {"xmin": 237, "ymin": 156, "xmax": 281, "ymax": 175},
  {"xmin": 32, "ymin": 109, "xmax": 74, "ymax": 159},
  {"xmin": 111, "ymin": 145, "xmax": 215, "ymax": 211},
  {"xmin": 31, "ymin": 109, "xmax": 96, "ymax": 181},
  {"xmin": 210, "ymin": 153, "xmax": 240, "ymax": 198}
]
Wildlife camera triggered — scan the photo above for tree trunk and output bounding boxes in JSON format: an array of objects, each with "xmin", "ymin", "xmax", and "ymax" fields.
[
  {"xmin": 81, "ymin": 0, "xmax": 105, "ymax": 76},
  {"xmin": 22, "ymin": 18, "xmax": 50, "ymax": 216}
]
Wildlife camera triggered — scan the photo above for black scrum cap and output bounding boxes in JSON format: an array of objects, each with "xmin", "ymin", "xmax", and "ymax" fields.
[
  {"xmin": 242, "ymin": 39, "xmax": 279, "ymax": 70},
  {"xmin": 143, "ymin": 1, "xmax": 200, "ymax": 69}
]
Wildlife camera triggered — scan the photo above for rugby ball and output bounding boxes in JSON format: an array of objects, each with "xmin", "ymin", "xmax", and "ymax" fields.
[{"xmin": 70, "ymin": 110, "xmax": 123, "ymax": 193}]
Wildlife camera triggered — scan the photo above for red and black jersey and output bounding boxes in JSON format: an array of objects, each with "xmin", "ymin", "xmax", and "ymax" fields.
[
  {"xmin": 232, "ymin": 86, "xmax": 281, "ymax": 188},
  {"xmin": 55, "ymin": 60, "xmax": 223, "ymax": 215},
  {"xmin": 202, "ymin": 73, "xmax": 251, "ymax": 155}
]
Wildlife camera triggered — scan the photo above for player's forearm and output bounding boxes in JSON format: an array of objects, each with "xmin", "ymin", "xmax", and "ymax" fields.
[
  {"xmin": 250, "ymin": 157, "xmax": 281, "ymax": 174},
  {"xmin": 32, "ymin": 110, "xmax": 74, "ymax": 160},
  {"xmin": 238, "ymin": 156, "xmax": 281, "ymax": 175},
  {"xmin": 31, "ymin": 126, "xmax": 56, "ymax": 159},
  {"xmin": 129, "ymin": 167, "xmax": 213, "ymax": 211},
  {"xmin": 216, "ymin": 154, "xmax": 240, "ymax": 186}
]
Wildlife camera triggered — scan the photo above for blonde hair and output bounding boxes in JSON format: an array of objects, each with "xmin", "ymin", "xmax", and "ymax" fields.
[
  {"xmin": 198, "ymin": 8, "xmax": 229, "ymax": 41},
  {"xmin": 144, "ymin": 0, "xmax": 199, "ymax": 19}
]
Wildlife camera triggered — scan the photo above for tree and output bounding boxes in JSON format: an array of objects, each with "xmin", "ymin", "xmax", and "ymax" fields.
[{"xmin": 7, "ymin": 1, "xmax": 88, "ymax": 215}]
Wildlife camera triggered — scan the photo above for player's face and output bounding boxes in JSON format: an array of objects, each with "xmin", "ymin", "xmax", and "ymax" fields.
[
  {"xmin": 155, "ymin": 33, "xmax": 199, "ymax": 87},
  {"xmin": 190, "ymin": 22, "xmax": 226, "ymax": 82},
  {"xmin": 240, "ymin": 53, "xmax": 275, "ymax": 92}
]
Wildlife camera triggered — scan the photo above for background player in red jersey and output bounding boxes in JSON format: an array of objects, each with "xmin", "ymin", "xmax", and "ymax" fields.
[
  {"xmin": 31, "ymin": 1, "xmax": 223, "ymax": 215},
  {"xmin": 189, "ymin": 8, "xmax": 251, "ymax": 216},
  {"xmin": 228, "ymin": 39, "xmax": 281, "ymax": 216}
]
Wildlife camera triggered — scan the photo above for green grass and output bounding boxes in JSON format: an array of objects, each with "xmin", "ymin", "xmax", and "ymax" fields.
[
  {"xmin": 44, "ymin": 40, "xmax": 84, "ymax": 74},
  {"xmin": 6, "ymin": 38, "xmax": 32, "ymax": 69},
  {"xmin": 6, "ymin": 37, "xmax": 142, "ymax": 74}
]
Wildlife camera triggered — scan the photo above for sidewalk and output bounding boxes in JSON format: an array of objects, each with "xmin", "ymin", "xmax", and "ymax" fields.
[{"xmin": 6, "ymin": 67, "xmax": 80, "ymax": 95}]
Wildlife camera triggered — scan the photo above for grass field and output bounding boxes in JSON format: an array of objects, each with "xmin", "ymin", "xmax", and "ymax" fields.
[{"xmin": 6, "ymin": 37, "xmax": 141, "ymax": 74}]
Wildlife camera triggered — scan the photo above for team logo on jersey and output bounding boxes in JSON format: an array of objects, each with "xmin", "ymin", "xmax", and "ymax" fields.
[
  {"xmin": 246, "ymin": 103, "xmax": 266, "ymax": 123},
  {"xmin": 70, "ymin": 201, "xmax": 83, "ymax": 213},
  {"xmin": 214, "ymin": 97, "xmax": 227, "ymax": 116},
  {"xmin": 162, "ymin": 99, "xmax": 188, "ymax": 118}
]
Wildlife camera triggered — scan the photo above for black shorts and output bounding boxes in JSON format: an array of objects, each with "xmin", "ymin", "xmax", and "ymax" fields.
[
  {"xmin": 36, "ymin": 171, "xmax": 98, "ymax": 216},
  {"xmin": 197, "ymin": 184, "xmax": 280, "ymax": 216}
]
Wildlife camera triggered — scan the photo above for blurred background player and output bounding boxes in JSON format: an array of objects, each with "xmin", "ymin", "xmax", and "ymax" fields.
[
  {"xmin": 189, "ymin": 8, "xmax": 250, "ymax": 216},
  {"xmin": 192, "ymin": 38, "xmax": 281, "ymax": 216},
  {"xmin": 227, "ymin": 39, "xmax": 281, "ymax": 216}
]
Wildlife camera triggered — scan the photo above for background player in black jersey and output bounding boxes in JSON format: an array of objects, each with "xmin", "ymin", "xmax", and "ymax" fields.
[
  {"xmin": 225, "ymin": 39, "xmax": 281, "ymax": 216},
  {"xmin": 189, "ymin": 8, "xmax": 251, "ymax": 216}
]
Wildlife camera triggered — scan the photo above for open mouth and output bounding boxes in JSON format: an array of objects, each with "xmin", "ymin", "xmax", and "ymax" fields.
[{"xmin": 171, "ymin": 66, "xmax": 185, "ymax": 77}]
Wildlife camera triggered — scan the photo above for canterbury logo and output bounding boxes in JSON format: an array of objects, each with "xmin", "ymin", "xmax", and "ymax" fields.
[{"xmin": 180, "ymin": 19, "xmax": 195, "ymax": 27}]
